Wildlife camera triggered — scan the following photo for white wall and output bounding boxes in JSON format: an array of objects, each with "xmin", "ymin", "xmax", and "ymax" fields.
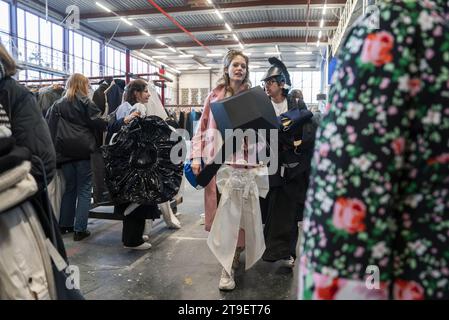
[
  {"xmin": 179, "ymin": 71, "xmax": 221, "ymax": 91},
  {"xmin": 178, "ymin": 71, "xmax": 221, "ymax": 105}
]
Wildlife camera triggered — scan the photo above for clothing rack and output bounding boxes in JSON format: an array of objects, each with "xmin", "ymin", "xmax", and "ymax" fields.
[
  {"xmin": 18, "ymin": 72, "xmax": 173, "ymax": 84},
  {"xmin": 19, "ymin": 72, "xmax": 173, "ymax": 106}
]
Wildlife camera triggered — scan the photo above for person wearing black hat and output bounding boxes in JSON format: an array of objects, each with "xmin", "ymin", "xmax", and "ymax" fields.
[{"xmin": 260, "ymin": 57, "xmax": 318, "ymax": 268}]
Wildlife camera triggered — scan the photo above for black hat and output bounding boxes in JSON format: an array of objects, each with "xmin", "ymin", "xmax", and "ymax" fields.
[{"xmin": 261, "ymin": 57, "xmax": 291, "ymax": 90}]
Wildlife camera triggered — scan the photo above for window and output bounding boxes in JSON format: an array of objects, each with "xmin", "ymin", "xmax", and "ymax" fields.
[
  {"xmin": 83, "ymin": 37, "xmax": 92, "ymax": 76},
  {"xmin": 39, "ymin": 18, "xmax": 52, "ymax": 68},
  {"xmin": 92, "ymin": 40, "xmax": 100, "ymax": 76},
  {"xmin": 120, "ymin": 52, "xmax": 126, "ymax": 74},
  {"xmin": 16, "ymin": 9, "xmax": 25, "ymax": 62},
  {"xmin": 105, "ymin": 46, "xmax": 125, "ymax": 76},
  {"xmin": 25, "ymin": 12, "xmax": 39, "ymax": 63},
  {"xmin": 0, "ymin": 1, "xmax": 10, "ymax": 54},
  {"xmin": 0, "ymin": 1, "xmax": 9, "ymax": 32},
  {"xmin": 52, "ymin": 24, "xmax": 63, "ymax": 71}
]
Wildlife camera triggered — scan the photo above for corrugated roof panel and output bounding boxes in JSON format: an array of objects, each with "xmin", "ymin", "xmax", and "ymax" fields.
[
  {"xmin": 239, "ymin": 29, "xmax": 312, "ymax": 40},
  {"xmin": 42, "ymin": 0, "xmax": 121, "ymax": 14},
  {"xmin": 111, "ymin": 0, "xmax": 186, "ymax": 11},
  {"xmin": 175, "ymin": 13, "xmax": 221, "ymax": 27},
  {"xmin": 140, "ymin": 16, "xmax": 176, "ymax": 28},
  {"xmin": 85, "ymin": 20, "xmax": 137, "ymax": 34}
]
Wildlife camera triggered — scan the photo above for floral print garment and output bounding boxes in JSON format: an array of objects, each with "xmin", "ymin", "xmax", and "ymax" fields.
[{"xmin": 299, "ymin": 0, "xmax": 449, "ymax": 300}]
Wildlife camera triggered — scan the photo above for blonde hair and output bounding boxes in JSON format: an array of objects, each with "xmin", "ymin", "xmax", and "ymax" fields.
[
  {"xmin": 65, "ymin": 73, "xmax": 89, "ymax": 101},
  {"xmin": 0, "ymin": 43, "xmax": 17, "ymax": 76},
  {"xmin": 216, "ymin": 49, "xmax": 250, "ymax": 95}
]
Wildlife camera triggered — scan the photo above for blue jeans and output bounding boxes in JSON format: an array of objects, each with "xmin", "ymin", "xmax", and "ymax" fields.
[{"xmin": 59, "ymin": 160, "xmax": 92, "ymax": 232}]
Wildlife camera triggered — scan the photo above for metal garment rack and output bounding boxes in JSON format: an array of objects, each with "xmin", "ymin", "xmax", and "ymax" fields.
[{"xmin": 19, "ymin": 72, "xmax": 173, "ymax": 106}]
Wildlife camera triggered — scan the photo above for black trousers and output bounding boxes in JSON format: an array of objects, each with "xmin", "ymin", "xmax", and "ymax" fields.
[
  {"xmin": 114, "ymin": 203, "xmax": 159, "ymax": 247},
  {"xmin": 261, "ymin": 174, "xmax": 307, "ymax": 261}
]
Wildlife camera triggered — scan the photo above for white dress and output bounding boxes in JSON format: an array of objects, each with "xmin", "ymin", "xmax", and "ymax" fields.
[{"xmin": 207, "ymin": 164, "xmax": 269, "ymax": 275}]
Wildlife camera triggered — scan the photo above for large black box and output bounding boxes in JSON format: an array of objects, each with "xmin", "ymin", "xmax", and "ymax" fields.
[
  {"xmin": 196, "ymin": 87, "xmax": 278, "ymax": 187},
  {"xmin": 210, "ymin": 86, "xmax": 278, "ymax": 138}
]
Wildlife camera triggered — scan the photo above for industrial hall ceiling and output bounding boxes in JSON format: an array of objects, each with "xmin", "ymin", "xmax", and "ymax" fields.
[{"xmin": 23, "ymin": 0, "xmax": 350, "ymax": 72}]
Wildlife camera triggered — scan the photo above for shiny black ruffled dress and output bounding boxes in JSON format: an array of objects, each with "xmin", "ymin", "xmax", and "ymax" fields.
[{"xmin": 103, "ymin": 116, "xmax": 184, "ymax": 206}]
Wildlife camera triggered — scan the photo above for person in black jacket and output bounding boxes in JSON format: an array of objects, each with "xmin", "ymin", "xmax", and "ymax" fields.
[
  {"xmin": 0, "ymin": 42, "xmax": 83, "ymax": 299},
  {"xmin": 47, "ymin": 73, "xmax": 106, "ymax": 241},
  {"xmin": 260, "ymin": 58, "xmax": 318, "ymax": 269}
]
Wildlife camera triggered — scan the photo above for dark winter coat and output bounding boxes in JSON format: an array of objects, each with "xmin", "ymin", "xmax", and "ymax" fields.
[
  {"xmin": 0, "ymin": 76, "xmax": 56, "ymax": 188},
  {"xmin": 46, "ymin": 95, "xmax": 106, "ymax": 165}
]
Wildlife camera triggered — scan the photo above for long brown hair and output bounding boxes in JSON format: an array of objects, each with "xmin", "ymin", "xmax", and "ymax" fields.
[
  {"xmin": 125, "ymin": 79, "xmax": 147, "ymax": 105},
  {"xmin": 0, "ymin": 43, "xmax": 17, "ymax": 77},
  {"xmin": 65, "ymin": 73, "xmax": 89, "ymax": 101},
  {"xmin": 216, "ymin": 49, "xmax": 250, "ymax": 95}
]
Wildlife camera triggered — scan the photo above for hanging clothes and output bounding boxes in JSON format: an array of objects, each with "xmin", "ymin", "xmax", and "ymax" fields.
[
  {"xmin": 37, "ymin": 85, "xmax": 64, "ymax": 118},
  {"xmin": 186, "ymin": 109, "xmax": 202, "ymax": 139},
  {"xmin": 105, "ymin": 80, "xmax": 125, "ymax": 115},
  {"xmin": 92, "ymin": 80, "xmax": 111, "ymax": 115}
]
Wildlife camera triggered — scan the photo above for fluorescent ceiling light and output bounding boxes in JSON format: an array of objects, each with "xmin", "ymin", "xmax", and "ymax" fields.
[
  {"xmin": 206, "ymin": 0, "xmax": 213, "ymax": 4},
  {"xmin": 168, "ymin": 47, "xmax": 177, "ymax": 53},
  {"xmin": 156, "ymin": 39, "xmax": 165, "ymax": 46},
  {"xmin": 215, "ymin": 10, "xmax": 223, "ymax": 20},
  {"xmin": 316, "ymin": 39, "xmax": 321, "ymax": 47},
  {"xmin": 198, "ymin": 66, "xmax": 212, "ymax": 70},
  {"xmin": 120, "ymin": 17, "xmax": 133, "ymax": 26},
  {"xmin": 207, "ymin": 53, "xmax": 223, "ymax": 57},
  {"xmin": 320, "ymin": 19, "xmax": 324, "ymax": 28},
  {"xmin": 323, "ymin": 4, "xmax": 327, "ymax": 15},
  {"xmin": 139, "ymin": 29, "xmax": 150, "ymax": 37},
  {"xmin": 179, "ymin": 54, "xmax": 194, "ymax": 58},
  {"xmin": 264, "ymin": 52, "xmax": 280, "ymax": 55},
  {"xmin": 243, "ymin": 52, "xmax": 252, "ymax": 56},
  {"xmin": 232, "ymin": 34, "xmax": 239, "ymax": 41},
  {"xmin": 153, "ymin": 55, "xmax": 167, "ymax": 59},
  {"xmin": 178, "ymin": 67, "xmax": 191, "ymax": 70},
  {"xmin": 239, "ymin": 42, "xmax": 244, "ymax": 50},
  {"xmin": 296, "ymin": 64, "xmax": 312, "ymax": 68},
  {"xmin": 296, "ymin": 51, "xmax": 312, "ymax": 55},
  {"xmin": 225, "ymin": 23, "xmax": 232, "ymax": 32},
  {"xmin": 95, "ymin": 2, "xmax": 112, "ymax": 13},
  {"xmin": 318, "ymin": 31, "xmax": 322, "ymax": 39}
]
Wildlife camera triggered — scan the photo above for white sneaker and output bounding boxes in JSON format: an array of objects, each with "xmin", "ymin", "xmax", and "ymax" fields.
[
  {"xmin": 124, "ymin": 242, "xmax": 152, "ymax": 250},
  {"xmin": 142, "ymin": 235, "xmax": 150, "ymax": 242},
  {"xmin": 218, "ymin": 268, "xmax": 235, "ymax": 291}
]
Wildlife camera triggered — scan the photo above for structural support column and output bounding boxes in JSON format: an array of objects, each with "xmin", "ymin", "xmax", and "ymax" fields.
[
  {"xmin": 10, "ymin": 0, "xmax": 18, "ymax": 60},
  {"xmin": 99, "ymin": 40, "xmax": 106, "ymax": 77},
  {"xmin": 176, "ymin": 73, "xmax": 180, "ymax": 105},
  {"xmin": 125, "ymin": 48, "xmax": 131, "ymax": 84},
  {"xmin": 63, "ymin": 28, "xmax": 70, "ymax": 74}
]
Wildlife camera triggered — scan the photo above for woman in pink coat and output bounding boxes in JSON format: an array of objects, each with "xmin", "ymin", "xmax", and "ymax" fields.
[{"xmin": 190, "ymin": 49, "xmax": 251, "ymax": 290}]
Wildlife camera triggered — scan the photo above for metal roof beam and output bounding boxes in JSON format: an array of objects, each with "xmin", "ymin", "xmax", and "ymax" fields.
[
  {"xmin": 106, "ymin": 21, "xmax": 338, "ymax": 39},
  {"xmin": 81, "ymin": 0, "xmax": 346, "ymax": 22},
  {"xmin": 129, "ymin": 37, "xmax": 329, "ymax": 50}
]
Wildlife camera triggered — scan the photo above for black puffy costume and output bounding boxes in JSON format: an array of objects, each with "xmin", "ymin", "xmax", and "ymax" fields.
[{"xmin": 103, "ymin": 116, "xmax": 184, "ymax": 206}]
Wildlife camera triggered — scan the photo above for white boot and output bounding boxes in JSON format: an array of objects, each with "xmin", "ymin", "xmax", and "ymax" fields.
[{"xmin": 159, "ymin": 201, "xmax": 181, "ymax": 229}]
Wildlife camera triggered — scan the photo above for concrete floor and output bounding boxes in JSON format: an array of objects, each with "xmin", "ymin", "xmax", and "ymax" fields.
[{"xmin": 63, "ymin": 183, "xmax": 301, "ymax": 300}]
